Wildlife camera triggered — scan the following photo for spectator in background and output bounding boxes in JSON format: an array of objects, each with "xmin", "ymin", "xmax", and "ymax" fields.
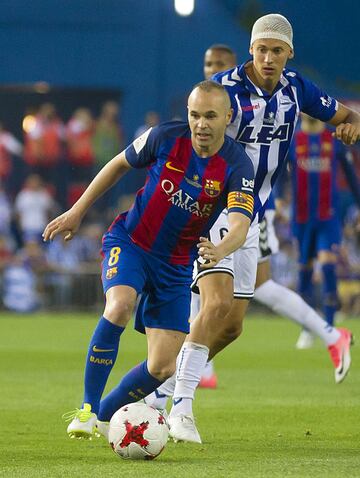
[
  {"xmin": 92, "ymin": 101, "xmax": 125, "ymax": 214},
  {"xmin": 66, "ymin": 108, "xmax": 95, "ymax": 208},
  {"xmin": 0, "ymin": 183, "xmax": 12, "ymax": 240},
  {"xmin": 134, "ymin": 111, "xmax": 160, "ymax": 139},
  {"xmin": 0, "ymin": 122, "xmax": 23, "ymax": 195},
  {"xmin": 23, "ymin": 103, "xmax": 66, "ymax": 202},
  {"xmin": 66, "ymin": 108, "xmax": 95, "ymax": 182},
  {"xmin": 45, "ymin": 232, "xmax": 98, "ymax": 307},
  {"xmin": 0, "ymin": 235, "xmax": 13, "ymax": 271},
  {"xmin": 93, "ymin": 101, "xmax": 124, "ymax": 171},
  {"xmin": 14, "ymin": 174, "xmax": 56, "ymax": 243},
  {"xmin": 2, "ymin": 240, "xmax": 47, "ymax": 313}
]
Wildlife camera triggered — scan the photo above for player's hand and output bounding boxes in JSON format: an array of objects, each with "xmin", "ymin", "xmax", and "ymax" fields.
[
  {"xmin": 42, "ymin": 208, "xmax": 82, "ymax": 242},
  {"xmin": 197, "ymin": 237, "xmax": 222, "ymax": 269},
  {"xmin": 332, "ymin": 123, "xmax": 360, "ymax": 145}
]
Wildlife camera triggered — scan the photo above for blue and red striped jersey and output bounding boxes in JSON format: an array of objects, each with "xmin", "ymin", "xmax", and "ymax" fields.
[
  {"xmin": 289, "ymin": 129, "xmax": 345, "ymax": 223},
  {"xmin": 109, "ymin": 121, "xmax": 255, "ymax": 265}
]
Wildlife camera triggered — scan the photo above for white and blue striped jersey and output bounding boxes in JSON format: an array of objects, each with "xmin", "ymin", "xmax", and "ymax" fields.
[{"xmin": 213, "ymin": 61, "xmax": 338, "ymax": 222}]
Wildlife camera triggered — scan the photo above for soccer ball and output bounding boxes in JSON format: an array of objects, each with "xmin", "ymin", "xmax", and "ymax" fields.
[{"xmin": 108, "ymin": 402, "xmax": 169, "ymax": 460}]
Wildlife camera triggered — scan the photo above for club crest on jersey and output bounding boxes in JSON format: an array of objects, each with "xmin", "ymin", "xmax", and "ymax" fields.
[
  {"xmin": 322, "ymin": 142, "xmax": 333, "ymax": 152},
  {"xmin": 263, "ymin": 112, "xmax": 275, "ymax": 125},
  {"xmin": 106, "ymin": 267, "xmax": 118, "ymax": 279},
  {"xmin": 204, "ymin": 179, "xmax": 221, "ymax": 197}
]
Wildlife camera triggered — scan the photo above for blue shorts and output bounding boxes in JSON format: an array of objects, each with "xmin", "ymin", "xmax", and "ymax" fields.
[
  {"xmin": 101, "ymin": 222, "xmax": 192, "ymax": 334},
  {"xmin": 293, "ymin": 218, "xmax": 341, "ymax": 264}
]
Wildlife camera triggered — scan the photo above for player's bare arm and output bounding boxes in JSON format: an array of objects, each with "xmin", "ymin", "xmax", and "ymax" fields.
[
  {"xmin": 329, "ymin": 102, "xmax": 360, "ymax": 145},
  {"xmin": 43, "ymin": 151, "xmax": 132, "ymax": 242},
  {"xmin": 197, "ymin": 212, "xmax": 251, "ymax": 268}
]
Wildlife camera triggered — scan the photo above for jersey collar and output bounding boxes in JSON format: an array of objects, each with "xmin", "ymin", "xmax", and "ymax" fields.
[{"xmin": 238, "ymin": 60, "xmax": 289, "ymax": 98}]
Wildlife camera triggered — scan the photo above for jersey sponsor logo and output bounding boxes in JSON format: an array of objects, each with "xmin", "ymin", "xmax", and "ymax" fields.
[
  {"xmin": 106, "ymin": 267, "xmax": 118, "ymax": 279},
  {"xmin": 204, "ymin": 179, "xmax": 221, "ymax": 197},
  {"xmin": 242, "ymin": 177, "xmax": 254, "ymax": 191},
  {"xmin": 242, "ymin": 103, "xmax": 260, "ymax": 112},
  {"xmin": 90, "ymin": 356, "xmax": 113, "ymax": 365},
  {"xmin": 165, "ymin": 161, "xmax": 184, "ymax": 173},
  {"xmin": 161, "ymin": 179, "xmax": 214, "ymax": 217},
  {"xmin": 133, "ymin": 127, "xmax": 152, "ymax": 154},
  {"xmin": 238, "ymin": 123, "xmax": 290, "ymax": 145},
  {"xmin": 92, "ymin": 345, "xmax": 115, "ymax": 353},
  {"xmin": 297, "ymin": 157, "xmax": 331, "ymax": 172},
  {"xmin": 184, "ymin": 174, "xmax": 202, "ymax": 188}
]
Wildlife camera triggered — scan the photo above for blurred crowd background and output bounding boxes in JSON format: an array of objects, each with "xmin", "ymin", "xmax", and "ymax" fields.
[{"xmin": 0, "ymin": 0, "xmax": 359, "ymax": 316}]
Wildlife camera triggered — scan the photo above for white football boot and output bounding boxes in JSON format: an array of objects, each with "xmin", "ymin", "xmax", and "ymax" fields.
[
  {"xmin": 168, "ymin": 414, "xmax": 202, "ymax": 443},
  {"xmin": 63, "ymin": 403, "xmax": 97, "ymax": 439},
  {"xmin": 296, "ymin": 329, "xmax": 315, "ymax": 349},
  {"xmin": 96, "ymin": 420, "xmax": 110, "ymax": 440}
]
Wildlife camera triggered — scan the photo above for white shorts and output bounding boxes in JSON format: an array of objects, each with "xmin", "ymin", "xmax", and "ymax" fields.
[
  {"xmin": 192, "ymin": 210, "xmax": 259, "ymax": 299},
  {"xmin": 257, "ymin": 209, "xmax": 279, "ymax": 263}
]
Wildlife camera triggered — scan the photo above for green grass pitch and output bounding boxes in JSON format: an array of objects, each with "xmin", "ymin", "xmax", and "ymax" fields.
[{"xmin": 0, "ymin": 313, "xmax": 359, "ymax": 477}]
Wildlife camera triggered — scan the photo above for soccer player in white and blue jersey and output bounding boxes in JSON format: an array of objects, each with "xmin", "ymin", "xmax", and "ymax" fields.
[
  {"xmin": 189, "ymin": 44, "xmax": 358, "ymax": 390},
  {"xmin": 152, "ymin": 14, "xmax": 360, "ymax": 443}
]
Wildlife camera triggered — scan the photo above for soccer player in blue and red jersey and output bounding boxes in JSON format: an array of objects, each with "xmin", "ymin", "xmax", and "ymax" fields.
[
  {"xmin": 153, "ymin": 14, "xmax": 360, "ymax": 443},
  {"xmin": 43, "ymin": 80, "xmax": 255, "ymax": 439},
  {"xmin": 286, "ymin": 114, "xmax": 360, "ymax": 347}
]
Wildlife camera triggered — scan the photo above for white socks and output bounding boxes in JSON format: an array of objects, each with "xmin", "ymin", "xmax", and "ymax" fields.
[
  {"xmin": 145, "ymin": 375, "xmax": 175, "ymax": 409},
  {"xmin": 145, "ymin": 341, "xmax": 210, "ymax": 414},
  {"xmin": 201, "ymin": 359, "xmax": 215, "ymax": 379},
  {"xmin": 170, "ymin": 341, "xmax": 209, "ymax": 417},
  {"xmin": 254, "ymin": 279, "xmax": 340, "ymax": 346}
]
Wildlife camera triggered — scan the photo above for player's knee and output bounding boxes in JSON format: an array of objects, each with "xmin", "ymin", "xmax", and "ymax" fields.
[
  {"xmin": 147, "ymin": 361, "xmax": 175, "ymax": 382},
  {"xmin": 104, "ymin": 297, "xmax": 135, "ymax": 325},
  {"xmin": 200, "ymin": 294, "xmax": 233, "ymax": 322},
  {"xmin": 218, "ymin": 321, "xmax": 243, "ymax": 344}
]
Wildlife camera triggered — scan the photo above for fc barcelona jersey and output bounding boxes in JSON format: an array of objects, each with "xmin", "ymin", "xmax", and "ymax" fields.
[
  {"xmin": 289, "ymin": 129, "xmax": 345, "ymax": 223},
  {"xmin": 108, "ymin": 121, "xmax": 255, "ymax": 265}
]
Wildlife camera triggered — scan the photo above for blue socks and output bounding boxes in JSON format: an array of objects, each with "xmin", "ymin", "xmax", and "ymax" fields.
[
  {"xmin": 83, "ymin": 316, "xmax": 124, "ymax": 414},
  {"xmin": 299, "ymin": 267, "xmax": 314, "ymax": 307},
  {"xmin": 321, "ymin": 263, "xmax": 338, "ymax": 326},
  {"xmin": 98, "ymin": 360, "xmax": 163, "ymax": 421}
]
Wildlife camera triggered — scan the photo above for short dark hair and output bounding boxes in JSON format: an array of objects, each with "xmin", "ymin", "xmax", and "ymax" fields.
[{"xmin": 207, "ymin": 43, "xmax": 236, "ymax": 57}]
